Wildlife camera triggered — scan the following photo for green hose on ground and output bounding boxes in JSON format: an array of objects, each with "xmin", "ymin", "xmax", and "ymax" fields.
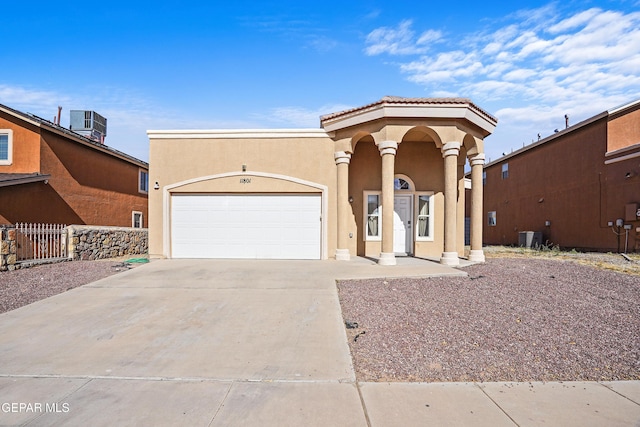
[{"xmin": 125, "ymin": 258, "xmax": 149, "ymax": 263}]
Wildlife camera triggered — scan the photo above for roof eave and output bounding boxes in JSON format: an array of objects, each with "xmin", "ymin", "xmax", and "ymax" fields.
[
  {"xmin": 321, "ymin": 101, "xmax": 497, "ymax": 135},
  {"xmin": 0, "ymin": 174, "xmax": 51, "ymax": 188},
  {"xmin": 41, "ymin": 125, "xmax": 148, "ymax": 168},
  {"xmin": 0, "ymin": 104, "xmax": 148, "ymax": 169},
  {"xmin": 147, "ymin": 128, "xmax": 330, "ymax": 139},
  {"xmin": 484, "ymin": 111, "xmax": 609, "ymax": 168}
]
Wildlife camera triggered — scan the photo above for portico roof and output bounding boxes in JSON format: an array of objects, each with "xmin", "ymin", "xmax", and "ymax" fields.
[{"xmin": 320, "ymin": 96, "xmax": 498, "ymax": 136}]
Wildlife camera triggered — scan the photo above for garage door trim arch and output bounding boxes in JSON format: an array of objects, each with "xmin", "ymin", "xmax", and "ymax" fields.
[{"xmin": 163, "ymin": 171, "xmax": 328, "ymax": 259}]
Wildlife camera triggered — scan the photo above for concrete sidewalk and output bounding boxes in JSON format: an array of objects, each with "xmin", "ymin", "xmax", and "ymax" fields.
[{"xmin": 0, "ymin": 258, "xmax": 638, "ymax": 426}]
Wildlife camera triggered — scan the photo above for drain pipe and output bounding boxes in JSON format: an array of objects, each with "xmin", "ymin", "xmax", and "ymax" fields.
[{"xmin": 624, "ymin": 225, "xmax": 632, "ymax": 254}]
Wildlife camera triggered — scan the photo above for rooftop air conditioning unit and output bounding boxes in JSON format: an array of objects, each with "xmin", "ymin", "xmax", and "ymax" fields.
[{"xmin": 70, "ymin": 110, "xmax": 107, "ymax": 143}]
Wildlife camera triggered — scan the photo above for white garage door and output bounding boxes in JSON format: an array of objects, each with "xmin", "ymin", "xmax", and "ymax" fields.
[{"xmin": 171, "ymin": 194, "xmax": 321, "ymax": 259}]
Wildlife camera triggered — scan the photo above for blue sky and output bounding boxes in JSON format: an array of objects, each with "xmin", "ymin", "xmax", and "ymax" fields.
[{"xmin": 1, "ymin": 0, "xmax": 639, "ymax": 163}]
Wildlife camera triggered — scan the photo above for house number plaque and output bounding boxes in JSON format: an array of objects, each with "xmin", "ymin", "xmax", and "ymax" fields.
[{"xmin": 240, "ymin": 178, "xmax": 251, "ymax": 184}]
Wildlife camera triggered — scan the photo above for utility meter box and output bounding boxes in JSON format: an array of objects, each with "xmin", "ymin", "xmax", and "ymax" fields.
[{"xmin": 625, "ymin": 203, "xmax": 638, "ymax": 222}]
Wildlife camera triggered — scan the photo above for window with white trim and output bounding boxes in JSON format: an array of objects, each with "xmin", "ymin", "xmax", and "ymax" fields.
[
  {"xmin": 0, "ymin": 129, "xmax": 13, "ymax": 165},
  {"xmin": 416, "ymin": 194, "xmax": 434, "ymax": 240},
  {"xmin": 132, "ymin": 211, "xmax": 144, "ymax": 228},
  {"xmin": 364, "ymin": 192, "xmax": 381, "ymax": 240},
  {"xmin": 139, "ymin": 169, "xmax": 149, "ymax": 193}
]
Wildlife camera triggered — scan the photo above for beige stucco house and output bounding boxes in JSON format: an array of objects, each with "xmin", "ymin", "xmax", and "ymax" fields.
[{"xmin": 147, "ymin": 97, "xmax": 497, "ymax": 265}]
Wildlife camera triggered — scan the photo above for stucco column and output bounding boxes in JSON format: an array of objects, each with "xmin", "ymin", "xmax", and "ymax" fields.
[
  {"xmin": 376, "ymin": 140, "xmax": 398, "ymax": 265},
  {"xmin": 334, "ymin": 151, "xmax": 351, "ymax": 261},
  {"xmin": 440, "ymin": 142, "xmax": 461, "ymax": 266},
  {"xmin": 469, "ymin": 154, "xmax": 486, "ymax": 262}
]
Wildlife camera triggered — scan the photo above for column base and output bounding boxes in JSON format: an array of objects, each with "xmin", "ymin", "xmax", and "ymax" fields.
[
  {"xmin": 378, "ymin": 252, "xmax": 396, "ymax": 266},
  {"xmin": 335, "ymin": 249, "xmax": 351, "ymax": 261},
  {"xmin": 468, "ymin": 250, "xmax": 485, "ymax": 263},
  {"xmin": 440, "ymin": 252, "xmax": 460, "ymax": 266}
]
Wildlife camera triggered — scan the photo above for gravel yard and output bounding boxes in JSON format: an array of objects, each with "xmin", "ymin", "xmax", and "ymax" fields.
[
  {"xmin": 339, "ymin": 254, "xmax": 640, "ymax": 383},
  {"xmin": 0, "ymin": 260, "xmax": 135, "ymax": 314}
]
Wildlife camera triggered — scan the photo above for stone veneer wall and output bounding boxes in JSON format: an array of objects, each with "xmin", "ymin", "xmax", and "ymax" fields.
[
  {"xmin": 67, "ymin": 226, "xmax": 148, "ymax": 261},
  {"xmin": 0, "ymin": 226, "xmax": 17, "ymax": 271},
  {"xmin": 0, "ymin": 225, "xmax": 148, "ymax": 271}
]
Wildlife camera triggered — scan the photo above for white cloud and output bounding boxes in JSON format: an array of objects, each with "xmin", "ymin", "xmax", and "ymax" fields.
[
  {"xmin": 365, "ymin": 20, "xmax": 442, "ymax": 56},
  {"xmin": 306, "ymin": 35, "xmax": 339, "ymax": 53},
  {"xmin": 547, "ymin": 8, "xmax": 601, "ymax": 33},
  {"xmin": 0, "ymin": 84, "xmax": 254, "ymax": 162},
  {"xmin": 257, "ymin": 104, "xmax": 353, "ymax": 128},
  {"xmin": 365, "ymin": 5, "xmax": 640, "ymax": 160},
  {"xmin": 0, "ymin": 85, "xmax": 73, "ymax": 116},
  {"xmin": 401, "ymin": 51, "xmax": 484, "ymax": 83}
]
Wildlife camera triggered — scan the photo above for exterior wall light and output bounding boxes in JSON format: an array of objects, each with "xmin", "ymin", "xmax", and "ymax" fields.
[
  {"xmin": 545, "ymin": 220, "xmax": 551, "ymax": 227},
  {"xmin": 154, "ymin": 182, "xmax": 160, "ymax": 190},
  {"xmin": 348, "ymin": 196, "xmax": 354, "ymax": 203},
  {"xmin": 242, "ymin": 164, "xmax": 247, "ymax": 172}
]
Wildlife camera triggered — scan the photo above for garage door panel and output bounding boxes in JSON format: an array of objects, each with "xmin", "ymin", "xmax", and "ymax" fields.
[{"xmin": 171, "ymin": 194, "xmax": 321, "ymax": 259}]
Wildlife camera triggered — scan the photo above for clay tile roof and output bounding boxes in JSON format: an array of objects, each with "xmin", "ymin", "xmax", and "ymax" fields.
[{"xmin": 320, "ymin": 96, "xmax": 497, "ymax": 124}]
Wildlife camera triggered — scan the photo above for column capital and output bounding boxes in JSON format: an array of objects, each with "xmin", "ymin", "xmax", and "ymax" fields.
[
  {"xmin": 441, "ymin": 141, "xmax": 461, "ymax": 158},
  {"xmin": 376, "ymin": 140, "xmax": 398, "ymax": 156},
  {"xmin": 334, "ymin": 151, "xmax": 352, "ymax": 165},
  {"xmin": 469, "ymin": 153, "xmax": 486, "ymax": 166}
]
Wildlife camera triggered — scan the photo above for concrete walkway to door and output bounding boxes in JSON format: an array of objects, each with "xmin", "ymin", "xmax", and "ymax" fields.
[{"xmin": 0, "ymin": 258, "xmax": 638, "ymax": 426}]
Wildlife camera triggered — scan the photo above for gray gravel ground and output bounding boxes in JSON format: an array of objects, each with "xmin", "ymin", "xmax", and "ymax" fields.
[
  {"xmin": 339, "ymin": 256, "xmax": 640, "ymax": 383},
  {"xmin": 0, "ymin": 260, "xmax": 133, "ymax": 314}
]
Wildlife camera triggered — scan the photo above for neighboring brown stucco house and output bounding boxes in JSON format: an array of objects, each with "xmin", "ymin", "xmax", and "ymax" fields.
[
  {"xmin": 0, "ymin": 103, "xmax": 148, "ymax": 227},
  {"xmin": 148, "ymin": 97, "xmax": 497, "ymax": 265},
  {"xmin": 482, "ymin": 99, "xmax": 640, "ymax": 253}
]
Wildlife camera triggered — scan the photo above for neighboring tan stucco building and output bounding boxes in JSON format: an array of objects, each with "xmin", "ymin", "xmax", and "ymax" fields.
[
  {"xmin": 0, "ymin": 103, "xmax": 149, "ymax": 227},
  {"xmin": 148, "ymin": 97, "xmax": 497, "ymax": 265},
  {"xmin": 483, "ymin": 99, "xmax": 640, "ymax": 253}
]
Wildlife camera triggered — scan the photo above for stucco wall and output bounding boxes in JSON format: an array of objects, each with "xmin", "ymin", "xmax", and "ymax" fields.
[
  {"xmin": 348, "ymin": 138, "xmax": 448, "ymax": 258},
  {"xmin": 148, "ymin": 135, "xmax": 337, "ymax": 258},
  {"xmin": 0, "ymin": 181, "xmax": 83, "ymax": 224},
  {"xmin": 0, "ymin": 112, "xmax": 148, "ymax": 228},
  {"xmin": 149, "ymin": 104, "xmax": 493, "ymax": 261},
  {"xmin": 607, "ymin": 104, "xmax": 640, "ymax": 152},
  {"xmin": 483, "ymin": 115, "xmax": 639, "ymax": 252},
  {"xmin": 603, "ymin": 153, "xmax": 640, "ymax": 252},
  {"xmin": 39, "ymin": 130, "xmax": 148, "ymax": 227},
  {"xmin": 0, "ymin": 114, "xmax": 41, "ymax": 173}
]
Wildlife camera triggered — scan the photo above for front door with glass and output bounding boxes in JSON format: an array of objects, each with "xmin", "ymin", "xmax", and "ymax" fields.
[{"xmin": 393, "ymin": 194, "xmax": 413, "ymax": 255}]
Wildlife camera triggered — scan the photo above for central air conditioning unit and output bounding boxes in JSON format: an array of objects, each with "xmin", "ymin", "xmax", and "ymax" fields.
[
  {"xmin": 519, "ymin": 231, "xmax": 543, "ymax": 248},
  {"xmin": 70, "ymin": 110, "xmax": 107, "ymax": 143}
]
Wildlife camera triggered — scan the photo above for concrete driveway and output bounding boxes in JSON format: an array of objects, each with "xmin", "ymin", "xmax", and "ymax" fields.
[{"xmin": 0, "ymin": 258, "xmax": 638, "ymax": 426}]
